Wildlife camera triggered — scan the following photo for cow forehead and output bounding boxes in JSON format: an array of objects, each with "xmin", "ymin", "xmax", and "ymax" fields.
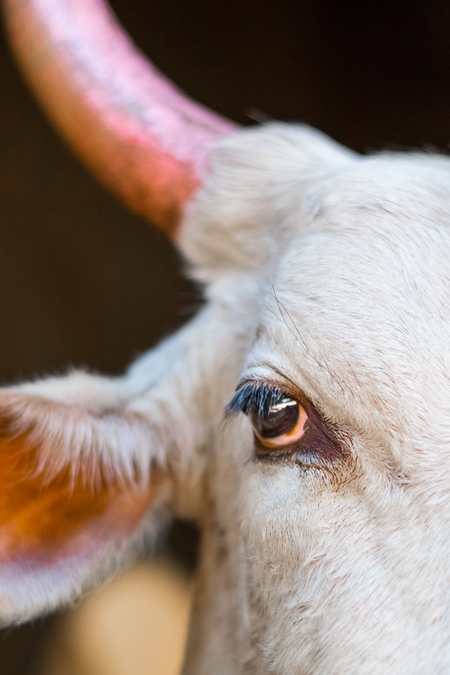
[{"xmin": 245, "ymin": 158, "xmax": 450, "ymax": 462}]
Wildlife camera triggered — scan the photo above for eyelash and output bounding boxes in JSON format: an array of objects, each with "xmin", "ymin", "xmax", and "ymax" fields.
[{"xmin": 226, "ymin": 382, "xmax": 285, "ymax": 418}]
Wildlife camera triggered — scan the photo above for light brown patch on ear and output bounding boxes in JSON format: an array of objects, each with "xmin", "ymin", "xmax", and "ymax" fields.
[{"xmin": 0, "ymin": 411, "xmax": 163, "ymax": 564}]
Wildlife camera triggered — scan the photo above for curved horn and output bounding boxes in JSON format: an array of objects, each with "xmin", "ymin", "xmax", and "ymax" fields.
[{"xmin": 3, "ymin": 0, "xmax": 237, "ymax": 236}]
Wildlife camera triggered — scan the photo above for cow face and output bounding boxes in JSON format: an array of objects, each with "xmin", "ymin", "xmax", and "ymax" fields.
[
  {"xmin": 1, "ymin": 125, "xmax": 450, "ymax": 673},
  {"xmin": 179, "ymin": 125, "xmax": 450, "ymax": 673}
]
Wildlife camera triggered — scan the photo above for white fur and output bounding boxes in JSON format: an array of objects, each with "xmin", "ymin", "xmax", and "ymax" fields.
[{"xmin": 3, "ymin": 123, "xmax": 450, "ymax": 672}]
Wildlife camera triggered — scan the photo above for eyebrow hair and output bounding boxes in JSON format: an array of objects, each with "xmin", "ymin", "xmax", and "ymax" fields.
[{"xmin": 226, "ymin": 381, "xmax": 284, "ymax": 418}]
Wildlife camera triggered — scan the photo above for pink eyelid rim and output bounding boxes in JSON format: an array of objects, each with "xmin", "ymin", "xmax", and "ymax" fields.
[{"xmin": 253, "ymin": 405, "xmax": 308, "ymax": 449}]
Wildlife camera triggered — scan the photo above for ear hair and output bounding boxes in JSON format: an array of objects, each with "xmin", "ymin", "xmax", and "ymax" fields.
[
  {"xmin": 0, "ymin": 390, "xmax": 170, "ymax": 625},
  {"xmin": 0, "ymin": 392, "xmax": 161, "ymax": 488}
]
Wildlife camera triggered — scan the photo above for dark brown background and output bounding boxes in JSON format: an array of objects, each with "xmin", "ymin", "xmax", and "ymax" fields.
[{"xmin": 1, "ymin": 0, "xmax": 450, "ymax": 672}]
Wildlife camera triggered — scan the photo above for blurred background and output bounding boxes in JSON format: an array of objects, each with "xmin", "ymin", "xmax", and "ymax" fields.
[{"xmin": 1, "ymin": 0, "xmax": 450, "ymax": 672}]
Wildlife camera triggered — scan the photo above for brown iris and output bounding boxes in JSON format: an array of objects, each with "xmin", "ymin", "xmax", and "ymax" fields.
[{"xmin": 249, "ymin": 393, "xmax": 308, "ymax": 449}]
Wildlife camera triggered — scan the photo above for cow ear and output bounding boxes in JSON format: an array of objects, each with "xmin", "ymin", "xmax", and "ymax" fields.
[{"xmin": 0, "ymin": 385, "xmax": 169, "ymax": 625}]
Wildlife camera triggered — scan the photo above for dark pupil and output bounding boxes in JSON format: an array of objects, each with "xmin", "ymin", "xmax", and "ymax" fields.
[{"xmin": 250, "ymin": 394, "xmax": 299, "ymax": 439}]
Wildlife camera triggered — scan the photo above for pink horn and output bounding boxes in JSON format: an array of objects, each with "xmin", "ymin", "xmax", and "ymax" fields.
[{"xmin": 3, "ymin": 0, "xmax": 237, "ymax": 237}]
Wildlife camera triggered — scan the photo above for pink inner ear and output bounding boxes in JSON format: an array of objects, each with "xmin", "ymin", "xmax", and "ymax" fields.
[{"xmin": 0, "ymin": 418, "xmax": 161, "ymax": 564}]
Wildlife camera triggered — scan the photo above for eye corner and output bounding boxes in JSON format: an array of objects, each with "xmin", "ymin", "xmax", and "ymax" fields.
[{"xmin": 225, "ymin": 382, "xmax": 256, "ymax": 417}]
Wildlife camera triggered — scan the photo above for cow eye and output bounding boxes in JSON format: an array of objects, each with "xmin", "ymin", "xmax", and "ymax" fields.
[
  {"xmin": 227, "ymin": 382, "xmax": 342, "ymax": 465},
  {"xmin": 249, "ymin": 393, "xmax": 307, "ymax": 449}
]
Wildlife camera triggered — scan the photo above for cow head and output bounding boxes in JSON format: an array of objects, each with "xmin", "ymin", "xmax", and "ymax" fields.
[{"xmin": 3, "ymin": 1, "xmax": 450, "ymax": 672}]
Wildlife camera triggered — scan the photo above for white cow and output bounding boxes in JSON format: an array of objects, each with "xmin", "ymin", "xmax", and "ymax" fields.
[{"xmin": 3, "ymin": 1, "xmax": 450, "ymax": 673}]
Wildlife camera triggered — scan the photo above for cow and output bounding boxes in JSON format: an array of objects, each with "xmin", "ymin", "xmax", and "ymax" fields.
[{"xmin": 3, "ymin": 0, "xmax": 450, "ymax": 673}]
